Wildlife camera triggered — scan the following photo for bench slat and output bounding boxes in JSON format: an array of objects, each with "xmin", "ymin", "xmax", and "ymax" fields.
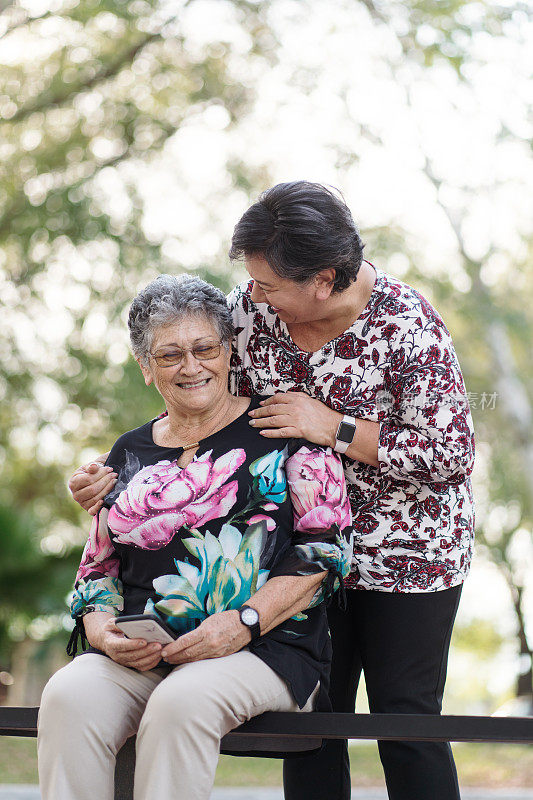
[{"xmin": 1, "ymin": 707, "xmax": 532, "ymax": 744}]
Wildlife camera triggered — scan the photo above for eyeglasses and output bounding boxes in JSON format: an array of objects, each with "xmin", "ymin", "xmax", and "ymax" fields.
[{"xmin": 149, "ymin": 341, "xmax": 223, "ymax": 367}]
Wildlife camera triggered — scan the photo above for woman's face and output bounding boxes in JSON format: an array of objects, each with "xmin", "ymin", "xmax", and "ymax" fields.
[
  {"xmin": 139, "ymin": 314, "xmax": 231, "ymax": 416},
  {"xmin": 245, "ymin": 254, "xmax": 327, "ymax": 325}
]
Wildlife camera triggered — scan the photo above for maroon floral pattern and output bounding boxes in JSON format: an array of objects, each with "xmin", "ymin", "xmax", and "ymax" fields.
[{"xmin": 227, "ymin": 264, "xmax": 475, "ymax": 593}]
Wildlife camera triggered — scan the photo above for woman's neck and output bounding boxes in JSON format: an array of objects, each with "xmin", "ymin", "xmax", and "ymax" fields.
[
  {"xmin": 288, "ymin": 262, "xmax": 376, "ymax": 351},
  {"xmin": 154, "ymin": 394, "xmax": 247, "ymax": 448}
]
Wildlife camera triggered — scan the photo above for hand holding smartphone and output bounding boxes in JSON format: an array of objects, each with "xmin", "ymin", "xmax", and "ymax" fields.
[{"xmin": 115, "ymin": 614, "xmax": 177, "ymax": 645}]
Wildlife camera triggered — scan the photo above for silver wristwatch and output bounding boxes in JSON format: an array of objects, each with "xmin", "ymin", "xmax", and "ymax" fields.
[
  {"xmin": 238, "ymin": 605, "xmax": 261, "ymax": 640},
  {"xmin": 334, "ymin": 415, "xmax": 357, "ymax": 454}
]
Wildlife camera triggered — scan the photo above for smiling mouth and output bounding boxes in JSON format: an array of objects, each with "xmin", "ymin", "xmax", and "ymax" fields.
[{"xmin": 176, "ymin": 378, "xmax": 211, "ymax": 389}]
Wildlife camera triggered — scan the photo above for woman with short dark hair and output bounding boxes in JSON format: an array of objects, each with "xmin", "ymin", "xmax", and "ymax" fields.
[{"xmin": 227, "ymin": 181, "xmax": 474, "ymax": 800}]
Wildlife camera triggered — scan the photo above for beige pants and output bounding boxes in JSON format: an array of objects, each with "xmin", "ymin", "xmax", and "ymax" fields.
[{"xmin": 38, "ymin": 651, "xmax": 316, "ymax": 800}]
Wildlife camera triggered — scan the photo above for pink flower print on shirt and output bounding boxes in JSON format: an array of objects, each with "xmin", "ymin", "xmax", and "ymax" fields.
[
  {"xmin": 107, "ymin": 448, "xmax": 247, "ymax": 550},
  {"xmin": 77, "ymin": 509, "xmax": 120, "ymax": 580},
  {"xmin": 246, "ymin": 513, "xmax": 276, "ymax": 531},
  {"xmin": 286, "ymin": 446, "xmax": 352, "ymax": 534}
]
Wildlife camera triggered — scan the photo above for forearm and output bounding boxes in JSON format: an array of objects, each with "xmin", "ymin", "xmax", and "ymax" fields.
[
  {"xmin": 246, "ymin": 572, "xmax": 326, "ymax": 635},
  {"xmin": 81, "ymin": 610, "xmax": 115, "ymax": 650},
  {"xmin": 326, "ymin": 406, "xmax": 474, "ymax": 481}
]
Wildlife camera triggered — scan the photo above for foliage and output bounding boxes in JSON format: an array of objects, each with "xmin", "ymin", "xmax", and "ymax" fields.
[
  {"xmin": 0, "ymin": 0, "xmax": 272, "ymax": 662},
  {"xmin": 0, "ymin": 4, "xmax": 268, "ymax": 482},
  {"xmin": 452, "ymin": 619, "xmax": 505, "ymax": 660},
  {"xmin": 0, "ymin": 0, "xmax": 532, "ymax": 702},
  {"xmin": 333, "ymin": 0, "xmax": 533, "ymax": 700},
  {"xmin": 0, "ymin": 504, "xmax": 79, "ymax": 665}
]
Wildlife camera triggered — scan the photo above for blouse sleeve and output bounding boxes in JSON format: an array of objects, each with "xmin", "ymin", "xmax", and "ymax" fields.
[
  {"xmin": 69, "ymin": 507, "xmax": 123, "ymax": 621},
  {"xmin": 268, "ymin": 444, "xmax": 353, "ymax": 606},
  {"xmin": 378, "ymin": 324, "xmax": 475, "ymax": 485}
]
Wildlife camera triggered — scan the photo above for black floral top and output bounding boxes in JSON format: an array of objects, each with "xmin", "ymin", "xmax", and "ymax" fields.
[{"xmin": 70, "ymin": 398, "xmax": 353, "ymax": 708}]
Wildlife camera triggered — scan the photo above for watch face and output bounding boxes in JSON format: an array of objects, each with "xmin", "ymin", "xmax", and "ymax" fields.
[
  {"xmin": 241, "ymin": 607, "xmax": 259, "ymax": 626},
  {"xmin": 337, "ymin": 420, "xmax": 355, "ymax": 444}
]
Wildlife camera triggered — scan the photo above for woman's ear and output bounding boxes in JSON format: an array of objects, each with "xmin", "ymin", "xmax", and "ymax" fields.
[
  {"xmin": 314, "ymin": 269, "xmax": 336, "ymax": 300},
  {"xmin": 137, "ymin": 358, "xmax": 153, "ymax": 387}
]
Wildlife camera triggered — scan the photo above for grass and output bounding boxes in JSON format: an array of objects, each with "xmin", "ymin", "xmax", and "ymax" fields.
[
  {"xmin": 0, "ymin": 738, "xmax": 39, "ymax": 784},
  {"xmin": 1, "ymin": 738, "xmax": 533, "ymax": 787}
]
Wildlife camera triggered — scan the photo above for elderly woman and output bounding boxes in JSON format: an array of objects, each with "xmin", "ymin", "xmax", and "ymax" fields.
[
  {"xmin": 38, "ymin": 274, "xmax": 352, "ymax": 800},
  {"xmin": 70, "ymin": 182, "xmax": 475, "ymax": 800}
]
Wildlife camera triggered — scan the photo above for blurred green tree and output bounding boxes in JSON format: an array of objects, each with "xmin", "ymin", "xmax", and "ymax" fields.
[
  {"xmin": 1, "ymin": 0, "xmax": 531, "ymax": 710},
  {"xmin": 348, "ymin": 0, "xmax": 533, "ymax": 704},
  {"xmin": 0, "ymin": 503, "xmax": 79, "ymax": 666},
  {"xmin": 0, "ymin": 0, "xmax": 274, "ymax": 667}
]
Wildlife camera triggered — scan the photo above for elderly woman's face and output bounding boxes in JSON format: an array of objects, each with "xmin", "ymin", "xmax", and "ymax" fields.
[{"xmin": 139, "ymin": 314, "xmax": 231, "ymax": 414}]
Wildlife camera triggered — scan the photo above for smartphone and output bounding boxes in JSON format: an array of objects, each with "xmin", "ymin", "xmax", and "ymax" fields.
[{"xmin": 115, "ymin": 614, "xmax": 177, "ymax": 645}]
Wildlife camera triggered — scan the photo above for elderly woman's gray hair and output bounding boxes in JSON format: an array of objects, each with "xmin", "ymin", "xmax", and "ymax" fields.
[{"xmin": 128, "ymin": 274, "xmax": 235, "ymax": 364}]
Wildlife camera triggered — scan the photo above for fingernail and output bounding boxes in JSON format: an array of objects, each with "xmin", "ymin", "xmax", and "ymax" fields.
[
  {"xmin": 249, "ymin": 420, "xmax": 255, "ymax": 426},
  {"xmin": 161, "ymin": 650, "xmax": 167, "ymax": 658}
]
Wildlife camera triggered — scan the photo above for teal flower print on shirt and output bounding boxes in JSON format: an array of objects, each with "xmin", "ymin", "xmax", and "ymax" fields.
[
  {"xmin": 152, "ymin": 521, "xmax": 270, "ymax": 631},
  {"xmin": 249, "ymin": 449, "xmax": 287, "ymax": 504},
  {"xmin": 70, "ymin": 576, "xmax": 124, "ymax": 618},
  {"xmin": 295, "ymin": 532, "xmax": 353, "ymax": 607},
  {"xmin": 295, "ymin": 532, "xmax": 352, "ymax": 580},
  {"xmin": 143, "ymin": 598, "xmax": 197, "ymax": 636}
]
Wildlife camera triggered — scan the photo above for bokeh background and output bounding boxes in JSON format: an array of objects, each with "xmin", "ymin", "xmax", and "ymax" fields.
[{"xmin": 0, "ymin": 0, "xmax": 532, "ymax": 785}]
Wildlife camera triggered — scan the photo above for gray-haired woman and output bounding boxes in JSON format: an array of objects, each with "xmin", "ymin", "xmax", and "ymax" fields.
[{"xmin": 38, "ymin": 273, "xmax": 353, "ymax": 800}]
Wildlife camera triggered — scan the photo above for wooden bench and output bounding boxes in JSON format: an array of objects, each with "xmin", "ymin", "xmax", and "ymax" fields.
[{"xmin": 2, "ymin": 706, "xmax": 532, "ymax": 800}]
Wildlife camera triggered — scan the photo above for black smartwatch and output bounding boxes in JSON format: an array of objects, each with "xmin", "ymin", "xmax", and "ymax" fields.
[
  {"xmin": 334, "ymin": 415, "xmax": 357, "ymax": 454},
  {"xmin": 238, "ymin": 605, "xmax": 261, "ymax": 640}
]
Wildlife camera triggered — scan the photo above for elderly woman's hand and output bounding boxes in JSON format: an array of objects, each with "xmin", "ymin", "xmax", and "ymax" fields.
[
  {"xmin": 84, "ymin": 613, "xmax": 163, "ymax": 672},
  {"xmin": 160, "ymin": 611, "xmax": 251, "ymax": 665},
  {"xmin": 68, "ymin": 453, "xmax": 117, "ymax": 516},
  {"xmin": 248, "ymin": 392, "xmax": 340, "ymax": 447}
]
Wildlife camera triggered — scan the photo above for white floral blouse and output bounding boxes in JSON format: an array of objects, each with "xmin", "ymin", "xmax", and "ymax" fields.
[{"xmin": 228, "ymin": 265, "xmax": 475, "ymax": 593}]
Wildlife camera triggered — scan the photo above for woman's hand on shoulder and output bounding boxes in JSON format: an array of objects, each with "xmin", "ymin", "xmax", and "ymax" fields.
[
  {"xmin": 248, "ymin": 392, "xmax": 341, "ymax": 447},
  {"xmin": 88, "ymin": 615, "xmax": 163, "ymax": 671},
  {"xmin": 68, "ymin": 453, "xmax": 117, "ymax": 515},
  {"xmin": 160, "ymin": 611, "xmax": 250, "ymax": 665}
]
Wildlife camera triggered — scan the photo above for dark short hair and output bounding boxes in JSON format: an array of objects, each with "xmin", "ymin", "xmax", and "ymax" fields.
[{"xmin": 228, "ymin": 181, "xmax": 365, "ymax": 292}]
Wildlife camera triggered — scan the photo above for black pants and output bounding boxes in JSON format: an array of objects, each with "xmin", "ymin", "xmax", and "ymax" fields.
[{"xmin": 283, "ymin": 585, "xmax": 462, "ymax": 800}]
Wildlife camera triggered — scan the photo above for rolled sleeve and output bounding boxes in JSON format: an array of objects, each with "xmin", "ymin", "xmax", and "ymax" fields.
[{"xmin": 70, "ymin": 508, "xmax": 123, "ymax": 619}]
